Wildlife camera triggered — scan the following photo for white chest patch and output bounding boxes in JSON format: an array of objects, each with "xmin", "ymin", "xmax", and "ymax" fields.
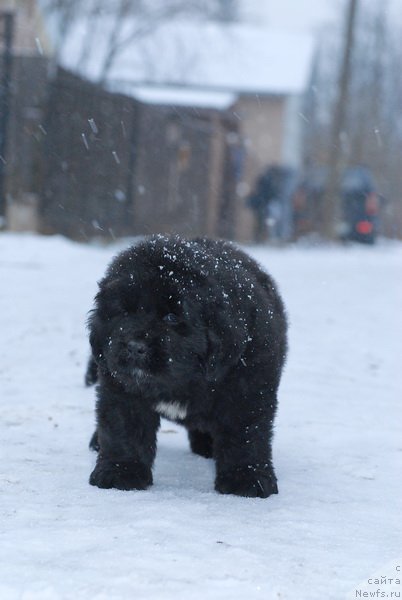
[{"xmin": 155, "ymin": 401, "xmax": 187, "ymax": 421}]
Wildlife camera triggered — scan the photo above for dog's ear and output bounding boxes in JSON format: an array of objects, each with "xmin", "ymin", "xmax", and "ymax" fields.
[
  {"xmin": 95, "ymin": 278, "xmax": 127, "ymax": 318},
  {"xmin": 87, "ymin": 278, "xmax": 128, "ymax": 368}
]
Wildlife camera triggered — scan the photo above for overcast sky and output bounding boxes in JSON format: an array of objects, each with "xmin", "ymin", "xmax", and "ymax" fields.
[{"xmin": 241, "ymin": 0, "xmax": 402, "ymax": 34}]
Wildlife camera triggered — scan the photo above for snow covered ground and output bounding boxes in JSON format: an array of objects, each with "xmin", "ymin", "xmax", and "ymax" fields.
[{"xmin": 1, "ymin": 233, "xmax": 401, "ymax": 600}]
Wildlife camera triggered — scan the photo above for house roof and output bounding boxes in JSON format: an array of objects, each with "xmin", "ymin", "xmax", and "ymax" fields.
[
  {"xmin": 118, "ymin": 85, "xmax": 236, "ymax": 110},
  {"xmin": 58, "ymin": 20, "xmax": 314, "ymax": 98}
]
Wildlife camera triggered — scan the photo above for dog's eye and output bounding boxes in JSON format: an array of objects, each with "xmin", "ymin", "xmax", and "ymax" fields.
[{"xmin": 163, "ymin": 313, "xmax": 179, "ymax": 325}]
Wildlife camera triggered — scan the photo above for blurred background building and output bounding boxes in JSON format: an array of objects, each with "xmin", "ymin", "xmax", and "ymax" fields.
[{"xmin": 1, "ymin": 0, "xmax": 401, "ymax": 243}]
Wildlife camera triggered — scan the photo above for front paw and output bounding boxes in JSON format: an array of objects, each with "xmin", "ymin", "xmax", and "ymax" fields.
[
  {"xmin": 89, "ymin": 459, "xmax": 152, "ymax": 491},
  {"xmin": 215, "ymin": 465, "xmax": 278, "ymax": 498}
]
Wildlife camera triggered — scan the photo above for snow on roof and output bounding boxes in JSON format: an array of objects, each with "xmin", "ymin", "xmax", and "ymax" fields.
[
  {"xmin": 108, "ymin": 84, "xmax": 236, "ymax": 109},
  {"xmin": 59, "ymin": 20, "xmax": 314, "ymax": 98}
]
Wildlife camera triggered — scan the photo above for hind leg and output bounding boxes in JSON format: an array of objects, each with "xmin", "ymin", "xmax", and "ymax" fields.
[{"xmin": 188, "ymin": 429, "xmax": 213, "ymax": 458}]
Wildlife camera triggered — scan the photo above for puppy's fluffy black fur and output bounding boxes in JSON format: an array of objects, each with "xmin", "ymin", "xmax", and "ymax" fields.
[{"xmin": 87, "ymin": 236, "xmax": 287, "ymax": 498}]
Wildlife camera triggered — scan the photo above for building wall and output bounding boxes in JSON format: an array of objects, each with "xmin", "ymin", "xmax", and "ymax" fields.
[
  {"xmin": 233, "ymin": 94, "xmax": 286, "ymax": 242},
  {"xmin": 1, "ymin": 1, "xmax": 53, "ymax": 231},
  {"xmin": 282, "ymin": 94, "xmax": 304, "ymax": 168},
  {"xmin": 133, "ymin": 106, "xmax": 208, "ymax": 237},
  {"xmin": 1, "ymin": 0, "xmax": 52, "ymax": 56},
  {"xmin": 132, "ymin": 105, "xmax": 235, "ymax": 239},
  {"xmin": 3, "ymin": 55, "xmax": 50, "ymax": 231},
  {"xmin": 206, "ymin": 114, "xmax": 226, "ymax": 238},
  {"xmin": 42, "ymin": 69, "xmax": 137, "ymax": 239},
  {"xmin": 40, "ymin": 69, "xmax": 237, "ymax": 241}
]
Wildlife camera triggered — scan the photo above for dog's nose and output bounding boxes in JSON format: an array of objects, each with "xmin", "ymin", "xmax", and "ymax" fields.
[{"xmin": 127, "ymin": 340, "xmax": 147, "ymax": 356}]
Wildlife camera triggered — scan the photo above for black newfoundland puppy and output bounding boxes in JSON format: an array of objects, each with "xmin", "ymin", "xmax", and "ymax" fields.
[{"xmin": 87, "ymin": 235, "xmax": 287, "ymax": 498}]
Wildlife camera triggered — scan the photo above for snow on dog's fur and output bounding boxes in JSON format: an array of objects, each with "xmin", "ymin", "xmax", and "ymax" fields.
[{"xmin": 87, "ymin": 235, "xmax": 287, "ymax": 498}]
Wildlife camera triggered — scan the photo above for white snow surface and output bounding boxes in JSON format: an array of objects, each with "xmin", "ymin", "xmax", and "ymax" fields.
[{"xmin": 1, "ymin": 233, "xmax": 401, "ymax": 600}]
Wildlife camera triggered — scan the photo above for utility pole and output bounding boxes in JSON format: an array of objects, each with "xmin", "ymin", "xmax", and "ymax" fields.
[
  {"xmin": 0, "ymin": 11, "xmax": 14, "ymax": 227},
  {"xmin": 322, "ymin": 0, "xmax": 358, "ymax": 239}
]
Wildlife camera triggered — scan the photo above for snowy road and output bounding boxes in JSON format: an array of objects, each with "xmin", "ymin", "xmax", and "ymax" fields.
[{"xmin": 1, "ymin": 234, "xmax": 401, "ymax": 600}]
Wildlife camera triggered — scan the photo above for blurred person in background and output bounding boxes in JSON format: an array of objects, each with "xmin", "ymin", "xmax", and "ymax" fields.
[{"xmin": 247, "ymin": 165, "xmax": 297, "ymax": 243}]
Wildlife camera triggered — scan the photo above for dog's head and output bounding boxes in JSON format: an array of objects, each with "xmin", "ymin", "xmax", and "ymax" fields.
[
  {"xmin": 88, "ymin": 274, "xmax": 207, "ymax": 391},
  {"xmin": 88, "ymin": 240, "xmax": 250, "ymax": 393}
]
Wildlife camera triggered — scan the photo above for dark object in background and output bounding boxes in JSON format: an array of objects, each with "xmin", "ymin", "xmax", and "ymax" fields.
[
  {"xmin": 87, "ymin": 235, "xmax": 287, "ymax": 498},
  {"xmin": 247, "ymin": 165, "xmax": 296, "ymax": 243},
  {"xmin": 341, "ymin": 166, "xmax": 379, "ymax": 244},
  {"xmin": 293, "ymin": 165, "xmax": 380, "ymax": 243}
]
